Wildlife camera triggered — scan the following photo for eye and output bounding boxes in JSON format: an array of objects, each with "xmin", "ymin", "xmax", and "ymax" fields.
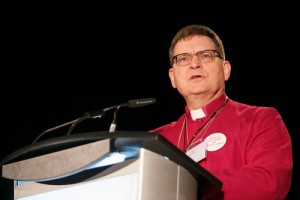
[
  {"xmin": 202, "ymin": 52, "xmax": 213, "ymax": 59},
  {"xmin": 177, "ymin": 54, "xmax": 190, "ymax": 63},
  {"xmin": 178, "ymin": 55, "xmax": 188, "ymax": 62}
]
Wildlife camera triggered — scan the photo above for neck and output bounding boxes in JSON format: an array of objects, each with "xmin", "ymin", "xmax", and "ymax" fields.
[{"xmin": 186, "ymin": 91, "xmax": 225, "ymax": 110}]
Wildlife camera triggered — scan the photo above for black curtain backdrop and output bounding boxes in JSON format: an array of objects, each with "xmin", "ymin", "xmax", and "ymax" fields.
[{"xmin": 1, "ymin": 3, "xmax": 299, "ymax": 199}]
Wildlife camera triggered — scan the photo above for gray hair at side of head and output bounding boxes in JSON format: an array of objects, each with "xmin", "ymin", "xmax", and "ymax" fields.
[{"xmin": 168, "ymin": 24, "xmax": 225, "ymax": 65}]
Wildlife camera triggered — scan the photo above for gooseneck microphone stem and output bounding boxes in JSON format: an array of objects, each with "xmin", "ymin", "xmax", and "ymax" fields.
[
  {"xmin": 32, "ymin": 117, "xmax": 82, "ymax": 144},
  {"xmin": 66, "ymin": 115, "xmax": 90, "ymax": 136},
  {"xmin": 32, "ymin": 98, "xmax": 156, "ymax": 144}
]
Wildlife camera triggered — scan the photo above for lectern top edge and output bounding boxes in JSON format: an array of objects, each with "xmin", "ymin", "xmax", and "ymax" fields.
[
  {"xmin": 1, "ymin": 131, "xmax": 154, "ymax": 165},
  {"xmin": 1, "ymin": 131, "xmax": 222, "ymax": 189}
]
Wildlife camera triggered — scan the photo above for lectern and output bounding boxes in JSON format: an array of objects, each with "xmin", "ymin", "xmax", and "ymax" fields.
[{"xmin": 1, "ymin": 131, "xmax": 222, "ymax": 200}]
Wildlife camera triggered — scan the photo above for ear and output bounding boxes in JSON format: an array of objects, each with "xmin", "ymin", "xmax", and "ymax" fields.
[
  {"xmin": 223, "ymin": 61, "xmax": 231, "ymax": 81},
  {"xmin": 169, "ymin": 67, "xmax": 177, "ymax": 88}
]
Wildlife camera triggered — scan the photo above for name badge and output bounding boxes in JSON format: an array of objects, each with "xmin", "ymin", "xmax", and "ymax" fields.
[
  {"xmin": 204, "ymin": 132, "xmax": 226, "ymax": 151},
  {"xmin": 186, "ymin": 141, "xmax": 207, "ymax": 162}
]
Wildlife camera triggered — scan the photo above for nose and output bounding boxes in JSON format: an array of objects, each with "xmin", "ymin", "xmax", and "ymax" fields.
[{"xmin": 190, "ymin": 54, "xmax": 201, "ymax": 69}]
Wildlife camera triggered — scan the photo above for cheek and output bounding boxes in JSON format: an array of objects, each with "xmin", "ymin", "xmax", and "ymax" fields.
[{"xmin": 214, "ymin": 66, "xmax": 228, "ymax": 81}]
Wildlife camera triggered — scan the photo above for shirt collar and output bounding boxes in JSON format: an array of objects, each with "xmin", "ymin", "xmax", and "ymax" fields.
[{"xmin": 185, "ymin": 93, "xmax": 228, "ymax": 120}]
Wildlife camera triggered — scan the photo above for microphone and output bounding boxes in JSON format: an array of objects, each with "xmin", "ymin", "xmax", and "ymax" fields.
[
  {"xmin": 108, "ymin": 98, "xmax": 156, "ymax": 133},
  {"xmin": 127, "ymin": 98, "xmax": 156, "ymax": 108},
  {"xmin": 85, "ymin": 98, "xmax": 156, "ymax": 118}
]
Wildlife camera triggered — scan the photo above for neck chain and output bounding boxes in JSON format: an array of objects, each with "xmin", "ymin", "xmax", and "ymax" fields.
[{"xmin": 178, "ymin": 97, "xmax": 229, "ymax": 152}]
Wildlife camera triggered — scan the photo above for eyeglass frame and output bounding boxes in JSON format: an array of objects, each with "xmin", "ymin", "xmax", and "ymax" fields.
[{"xmin": 172, "ymin": 49, "xmax": 223, "ymax": 66}]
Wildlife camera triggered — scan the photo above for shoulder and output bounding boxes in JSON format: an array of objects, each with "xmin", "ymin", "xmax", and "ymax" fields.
[
  {"xmin": 224, "ymin": 99, "xmax": 287, "ymax": 127},
  {"xmin": 149, "ymin": 114, "xmax": 186, "ymax": 133},
  {"xmin": 226, "ymin": 99, "xmax": 290, "ymax": 139},
  {"xmin": 228, "ymin": 99, "xmax": 280, "ymax": 117}
]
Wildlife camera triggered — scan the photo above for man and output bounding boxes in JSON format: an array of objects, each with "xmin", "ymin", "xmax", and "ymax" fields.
[{"xmin": 151, "ymin": 24, "xmax": 293, "ymax": 199}]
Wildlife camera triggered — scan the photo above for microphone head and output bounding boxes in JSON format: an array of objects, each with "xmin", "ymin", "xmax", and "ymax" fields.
[{"xmin": 127, "ymin": 98, "xmax": 156, "ymax": 108}]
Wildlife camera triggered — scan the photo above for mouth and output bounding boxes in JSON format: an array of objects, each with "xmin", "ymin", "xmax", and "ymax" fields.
[{"xmin": 190, "ymin": 75, "xmax": 202, "ymax": 79}]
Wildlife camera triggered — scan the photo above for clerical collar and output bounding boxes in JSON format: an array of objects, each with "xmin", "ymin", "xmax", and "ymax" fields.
[
  {"xmin": 188, "ymin": 93, "xmax": 228, "ymax": 120},
  {"xmin": 190, "ymin": 109, "xmax": 206, "ymax": 120}
]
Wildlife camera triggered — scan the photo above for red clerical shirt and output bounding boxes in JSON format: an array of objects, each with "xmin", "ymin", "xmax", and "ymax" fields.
[{"xmin": 150, "ymin": 93, "xmax": 293, "ymax": 200}]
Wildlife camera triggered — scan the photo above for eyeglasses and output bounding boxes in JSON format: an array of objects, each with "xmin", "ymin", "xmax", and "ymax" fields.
[{"xmin": 172, "ymin": 49, "xmax": 223, "ymax": 67}]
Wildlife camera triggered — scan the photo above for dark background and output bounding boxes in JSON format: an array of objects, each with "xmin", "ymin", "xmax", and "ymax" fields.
[{"xmin": 1, "ymin": 3, "xmax": 299, "ymax": 199}]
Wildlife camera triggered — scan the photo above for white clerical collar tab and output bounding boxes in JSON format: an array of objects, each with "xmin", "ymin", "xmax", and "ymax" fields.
[{"xmin": 190, "ymin": 108, "xmax": 206, "ymax": 120}]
